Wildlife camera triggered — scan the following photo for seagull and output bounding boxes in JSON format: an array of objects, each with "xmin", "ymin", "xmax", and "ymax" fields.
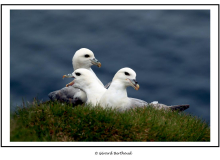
[
  {"xmin": 99, "ymin": 67, "xmax": 189, "ymax": 112},
  {"xmin": 48, "ymin": 48, "xmax": 103, "ymax": 105},
  {"xmin": 63, "ymin": 68, "xmax": 106, "ymax": 106}
]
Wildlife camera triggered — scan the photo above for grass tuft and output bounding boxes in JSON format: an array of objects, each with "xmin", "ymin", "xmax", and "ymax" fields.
[{"xmin": 10, "ymin": 99, "xmax": 210, "ymax": 141}]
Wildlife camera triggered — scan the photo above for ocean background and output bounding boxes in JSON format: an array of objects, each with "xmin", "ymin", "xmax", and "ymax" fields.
[{"xmin": 10, "ymin": 10, "xmax": 210, "ymax": 124}]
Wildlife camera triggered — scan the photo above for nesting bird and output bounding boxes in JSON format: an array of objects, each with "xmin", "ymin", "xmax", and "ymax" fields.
[
  {"xmin": 63, "ymin": 68, "xmax": 106, "ymax": 106},
  {"xmin": 48, "ymin": 48, "xmax": 103, "ymax": 105},
  {"xmin": 49, "ymin": 48, "xmax": 189, "ymax": 111}
]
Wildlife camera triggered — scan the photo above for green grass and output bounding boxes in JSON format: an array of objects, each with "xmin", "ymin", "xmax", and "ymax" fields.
[{"xmin": 10, "ymin": 99, "xmax": 210, "ymax": 141}]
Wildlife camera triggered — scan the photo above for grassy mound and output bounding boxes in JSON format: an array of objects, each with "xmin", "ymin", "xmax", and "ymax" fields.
[{"xmin": 10, "ymin": 100, "xmax": 210, "ymax": 141}]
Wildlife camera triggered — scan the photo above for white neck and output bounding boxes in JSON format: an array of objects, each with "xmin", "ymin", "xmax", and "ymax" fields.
[
  {"xmin": 83, "ymin": 82, "xmax": 106, "ymax": 106},
  {"xmin": 108, "ymin": 80, "xmax": 128, "ymax": 98},
  {"xmin": 73, "ymin": 62, "xmax": 90, "ymax": 71},
  {"xmin": 88, "ymin": 69, "xmax": 104, "ymax": 87}
]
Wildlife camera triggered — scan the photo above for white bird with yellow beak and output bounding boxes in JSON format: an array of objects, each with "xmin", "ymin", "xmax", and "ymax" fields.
[
  {"xmin": 100, "ymin": 67, "xmax": 142, "ymax": 110},
  {"xmin": 63, "ymin": 68, "xmax": 106, "ymax": 105},
  {"xmin": 48, "ymin": 48, "xmax": 103, "ymax": 105},
  {"xmin": 100, "ymin": 68, "xmax": 189, "ymax": 111},
  {"xmin": 63, "ymin": 67, "xmax": 189, "ymax": 111}
]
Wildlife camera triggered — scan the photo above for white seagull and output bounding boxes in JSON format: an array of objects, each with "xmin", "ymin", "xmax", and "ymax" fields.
[
  {"xmin": 48, "ymin": 48, "xmax": 103, "ymax": 105},
  {"xmin": 63, "ymin": 68, "xmax": 106, "ymax": 106},
  {"xmin": 99, "ymin": 67, "xmax": 189, "ymax": 111}
]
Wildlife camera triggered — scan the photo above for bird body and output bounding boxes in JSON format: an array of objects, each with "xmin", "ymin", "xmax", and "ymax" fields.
[
  {"xmin": 48, "ymin": 48, "xmax": 102, "ymax": 104},
  {"xmin": 63, "ymin": 68, "xmax": 106, "ymax": 106},
  {"xmin": 100, "ymin": 67, "xmax": 189, "ymax": 112},
  {"xmin": 49, "ymin": 50, "xmax": 189, "ymax": 112}
]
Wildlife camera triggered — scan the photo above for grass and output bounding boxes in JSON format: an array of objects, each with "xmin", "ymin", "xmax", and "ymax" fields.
[{"xmin": 10, "ymin": 99, "xmax": 210, "ymax": 141}]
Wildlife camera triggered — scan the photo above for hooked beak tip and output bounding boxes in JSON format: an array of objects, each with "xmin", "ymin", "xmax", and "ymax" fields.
[
  {"xmin": 135, "ymin": 84, "xmax": 140, "ymax": 90},
  {"xmin": 127, "ymin": 79, "xmax": 139, "ymax": 91},
  {"xmin": 91, "ymin": 58, "xmax": 101, "ymax": 68},
  {"xmin": 97, "ymin": 62, "xmax": 101, "ymax": 68}
]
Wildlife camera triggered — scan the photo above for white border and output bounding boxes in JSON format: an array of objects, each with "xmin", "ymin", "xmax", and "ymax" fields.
[
  {"xmin": 2, "ymin": 4, "xmax": 219, "ymax": 147},
  {"xmin": 1, "ymin": 5, "xmax": 218, "ymax": 10}
]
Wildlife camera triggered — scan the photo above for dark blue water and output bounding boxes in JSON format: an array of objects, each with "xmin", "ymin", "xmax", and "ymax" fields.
[{"xmin": 10, "ymin": 10, "xmax": 210, "ymax": 124}]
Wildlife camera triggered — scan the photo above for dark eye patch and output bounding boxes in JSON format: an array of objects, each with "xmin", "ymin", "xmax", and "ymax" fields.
[
  {"xmin": 75, "ymin": 72, "xmax": 81, "ymax": 76},
  {"xmin": 84, "ymin": 54, "xmax": 90, "ymax": 58},
  {"xmin": 124, "ymin": 72, "xmax": 130, "ymax": 76}
]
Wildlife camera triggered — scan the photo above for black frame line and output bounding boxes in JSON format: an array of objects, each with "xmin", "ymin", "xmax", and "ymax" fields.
[
  {"xmin": 1, "ymin": 3, "xmax": 219, "ymax": 147},
  {"xmin": 0, "ymin": 4, "xmax": 220, "ymax": 5}
]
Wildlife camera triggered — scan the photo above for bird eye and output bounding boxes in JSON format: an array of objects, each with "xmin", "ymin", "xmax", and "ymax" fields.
[
  {"xmin": 75, "ymin": 72, "xmax": 81, "ymax": 76},
  {"xmin": 84, "ymin": 54, "xmax": 90, "ymax": 58},
  {"xmin": 124, "ymin": 72, "xmax": 130, "ymax": 76}
]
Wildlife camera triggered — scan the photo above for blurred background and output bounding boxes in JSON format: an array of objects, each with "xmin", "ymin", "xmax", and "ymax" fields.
[{"xmin": 10, "ymin": 10, "xmax": 210, "ymax": 124}]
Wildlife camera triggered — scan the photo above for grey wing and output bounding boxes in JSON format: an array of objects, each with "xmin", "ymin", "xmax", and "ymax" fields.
[
  {"xmin": 48, "ymin": 86, "xmax": 86, "ymax": 105},
  {"xmin": 128, "ymin": 98, "xmax": 189, "ymax": 112},
  {"xmin": 129, "ymin": 98, "xmax": 149, "ymax": 108},
  {"xmin": 116, "ymin": 98, "xmax": 148, "ymax": 112},
  {"xmin": 129, "ymin": 99, "xmax": 169, "ymax": 109},
  {"xmin": 148, "ymin": 103, "xmax": 190, "ymax": 112},
  {"xmin": 169, "ymin": 104, "xmax": 190, "ymax": 112},
  {"xmin": 147, "ymin": 102, "xmax": 189, "ymax": 112}
]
